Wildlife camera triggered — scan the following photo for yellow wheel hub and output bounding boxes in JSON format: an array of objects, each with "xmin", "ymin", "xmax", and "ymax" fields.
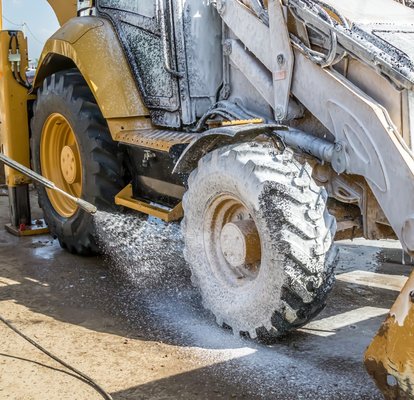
[
  {"xmin": 60, "ymin": 145, "xmax": 79, "ymax": 185},
  {"xmin": 40, "ymin": 113, "xmax": 82, "ymax": 218},
  {"xmin": 204, "ymin": 194, "xmax": 262, "ymax": 287},
  {"xmin": 220, "ymin": 220, "xmax": 261, "ymax": 268}
]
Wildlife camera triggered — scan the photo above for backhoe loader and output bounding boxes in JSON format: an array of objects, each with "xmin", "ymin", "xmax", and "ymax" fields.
[{"xmin": 1, "ymin": 0, "xmax": 414, "ymax": 397}]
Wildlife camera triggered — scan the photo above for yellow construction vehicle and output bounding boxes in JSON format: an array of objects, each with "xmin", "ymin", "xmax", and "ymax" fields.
[{"xmin": 1, "ymin": 0, "xmax": 414, "ymax": 397}]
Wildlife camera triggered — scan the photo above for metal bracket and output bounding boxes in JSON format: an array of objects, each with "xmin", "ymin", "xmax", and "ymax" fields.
[
  {"xmin": 8, "ymin": 52, "xmax": 21, "ymax": 63},
  {"xmin": 268, "ymin": 0, "xmax": 294, "ymax": 121}
]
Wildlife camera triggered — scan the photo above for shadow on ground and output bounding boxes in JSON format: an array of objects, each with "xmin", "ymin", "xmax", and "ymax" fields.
[{"xmin": 0, "ymin": 196, "xmax": 411, "ymax": 398}]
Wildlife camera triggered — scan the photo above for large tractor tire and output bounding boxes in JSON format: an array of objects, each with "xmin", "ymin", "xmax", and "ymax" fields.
[
  {"xmin": 182, "ymin": 142, "xmax": 337, "ymax": 341},
  {"xmin": 31, "ymin": 70, "xmax": 124, "ymax": 255}
]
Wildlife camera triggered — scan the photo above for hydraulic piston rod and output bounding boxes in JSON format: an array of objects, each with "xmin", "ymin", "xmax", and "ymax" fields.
[
  {"xmin": 276, "ymin": 128, "xmax": 348, "ymax": 174},
  {"xmin": 0, "ymin": 152, "xmax": 97, "ymax": 214}
]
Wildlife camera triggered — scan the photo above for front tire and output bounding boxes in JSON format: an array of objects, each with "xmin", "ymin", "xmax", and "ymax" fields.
[
  {"xmin": 31, "ymin": 70, "xmax": 125, "ymax": 255},
  {"xmin": 182, "ymin": 142, "xmax": 337, "ymax": 341}
]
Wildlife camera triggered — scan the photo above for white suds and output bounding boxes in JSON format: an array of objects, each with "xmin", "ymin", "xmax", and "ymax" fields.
[
  {"xmin": 94, "ymin": 211, "xmax": 187, "ymax": 287},
  {"xmin": 92, "ymin": 211, "xmax": 384, "ymax": 399}
]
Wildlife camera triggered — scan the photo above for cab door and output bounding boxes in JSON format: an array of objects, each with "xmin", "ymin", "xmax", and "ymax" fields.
[{"xmin": 96, "ymin": 0, "xmax": 182, "ymax": 127}]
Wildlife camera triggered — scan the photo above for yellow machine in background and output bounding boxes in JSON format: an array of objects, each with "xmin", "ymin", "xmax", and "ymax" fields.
[
  {"xmin": 0, "ymin": 3, "xmax": 48, "ymax": 235},
  {"xmin": 0, "ymin": 0, "xmax": 77, "ymax": 235},
  {"xmin": 365, "ymin": 270, "xmax": 414, "ymax": 399}
]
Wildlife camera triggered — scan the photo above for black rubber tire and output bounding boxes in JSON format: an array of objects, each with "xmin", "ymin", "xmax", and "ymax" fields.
[
  {"xmin": 182, "ymin": 142, "xmax": 338, "ymax": 341},
  {"xmin": 31, "ymin": 69, "xmax": 125, "ymax": 255}
]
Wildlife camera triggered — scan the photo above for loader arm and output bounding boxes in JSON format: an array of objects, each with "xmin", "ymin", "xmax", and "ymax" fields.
[
  {"xmin": 215, "ymin": 0, "xmax": 414, "ymax": 250},
  {"xmin": 241, "ymin": 1, "xmax": 414, "ymax": 396}
]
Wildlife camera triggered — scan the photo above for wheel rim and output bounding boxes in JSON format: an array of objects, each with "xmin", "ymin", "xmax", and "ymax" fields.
[
  {"xmin": 40, "ymin": 113, "xmax": 82, "ymax": 218},
  {"xmin": 203, "ymin": 193, "xmax": 262, "ymax": 288}
]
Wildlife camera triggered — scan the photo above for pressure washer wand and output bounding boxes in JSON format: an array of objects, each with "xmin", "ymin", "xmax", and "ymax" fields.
[{"xmin": 0, "ymin": 152, "xmax": 97, "ymax": 214}]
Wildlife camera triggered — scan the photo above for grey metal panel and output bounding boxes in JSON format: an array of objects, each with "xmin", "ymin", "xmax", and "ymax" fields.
[
  {"xmin": 321, "ymin": 0, "xmax": 414, "ymax": 24},
  {"xmin": 374, "ymin": 31, "xmax": 414, "ymax": 61},
  {"xmin": 182, "ymin": 0, "xmax": 223, "ymax": 118},
  {"xmin": 123, "ymin": 24, "xmax": 174, "ymax": 99}
]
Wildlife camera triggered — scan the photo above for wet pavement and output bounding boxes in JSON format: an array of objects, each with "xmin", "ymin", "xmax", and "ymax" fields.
[{"xmin": 0, "ymin": 194, "xmax": 411, "ymax": 399}]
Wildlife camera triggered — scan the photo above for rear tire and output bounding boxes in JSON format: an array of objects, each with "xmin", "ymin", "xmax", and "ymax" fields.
[
  {"xmin": 31, "ymin": 70, "xmax": 125, "ymax": 255},
  {"xmin": 182, "ymin": 142, "xmax": 337, "ymax": 341}
]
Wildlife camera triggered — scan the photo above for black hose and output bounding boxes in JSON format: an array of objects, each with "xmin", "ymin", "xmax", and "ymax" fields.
[
  {"xmin": 0, "ymin": 315, "xmax": 113, "ymax": 400},
  {"xmin": 8, "ymin": 32, "xmax": 32, "ymax": 90}
]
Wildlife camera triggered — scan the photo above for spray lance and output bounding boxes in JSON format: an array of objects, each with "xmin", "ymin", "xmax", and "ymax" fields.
[{"xmin": 0, "ymin": 152, "xmax": 97, "ymax": 214}]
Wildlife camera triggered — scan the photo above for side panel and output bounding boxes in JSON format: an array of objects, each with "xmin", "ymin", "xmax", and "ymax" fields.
[
  {"xmin": 34, "ymin": 17, "xmax": 150, "ymax": 138},
  {"xmin": 180, "ymin": 0, "xmax": 223, "ymax": 120}
]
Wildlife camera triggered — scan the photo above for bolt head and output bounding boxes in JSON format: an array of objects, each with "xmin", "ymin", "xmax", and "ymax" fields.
[
  {"xmin": 409, "ymin": 290, "xmax": 414, "ymax": 303},
  {"xmin": 215, "ymin": 0, "xmax": 226, "ymax": 13},
  {"xmin": 223, "ymin": 40, "xmax": 232, "ymax": 56},
  {"xmin": 275, "ymin": 106, "xmax": 285, "ymax": 120},
  {"xmin": 277, "ymin": 54, "xmax": 285, "ymax": 65}
]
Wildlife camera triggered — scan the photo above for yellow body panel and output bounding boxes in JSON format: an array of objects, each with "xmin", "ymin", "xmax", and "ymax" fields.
[
  {"xmin": 365, "ymin": 270, "xmax": 414, "ymax": 399},
  {"xmin": 34, "ymin": 17, "xmax": 149, "ymax": 140},
  {"xmin": 0, "ymin": 31, "xmax": 31, "ymax": 187},
  {"xmin": 46, "ymin": 0, "xmax": 77, "ymax": 26}
]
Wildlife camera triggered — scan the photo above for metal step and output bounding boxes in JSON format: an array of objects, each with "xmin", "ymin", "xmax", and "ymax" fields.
[
  {"xmin": 115, "ymin": 129, "xmax": 197, "ymax": 152},
  {"xmin": 115, "ymin": 183, "xmax": 183, "ymax": 222}
]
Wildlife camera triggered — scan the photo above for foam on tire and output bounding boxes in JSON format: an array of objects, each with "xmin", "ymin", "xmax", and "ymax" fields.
[{"xmin": 182, "ymin": 142, "xmax": 337, "ymax": 341}]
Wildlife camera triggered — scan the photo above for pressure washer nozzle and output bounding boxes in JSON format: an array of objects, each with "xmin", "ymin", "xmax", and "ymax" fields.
[
  {"xmin": 76, "ymin": 198, "xmax": 98, "ymax": 214},
  {"xmin": 0, "ymin": 152, "xmax": 98, "ymax": 215}
]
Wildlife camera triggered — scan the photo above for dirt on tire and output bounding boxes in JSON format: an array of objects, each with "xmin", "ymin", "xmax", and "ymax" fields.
[{"xmin": 182, "ymin": 142, "xmax": 338, "ymax": 341}]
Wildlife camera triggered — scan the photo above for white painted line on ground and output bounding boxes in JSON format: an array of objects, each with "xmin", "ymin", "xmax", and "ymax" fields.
[
  {"xmin": 299, "ymin": 306, "xmax": 389, "ymax": 337},
  {"xmin": 336, "ymin": 270, "xmax": 408, "ymax": 292}
]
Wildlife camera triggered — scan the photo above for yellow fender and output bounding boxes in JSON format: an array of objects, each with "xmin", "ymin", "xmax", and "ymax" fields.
[{"xmin": 34, "ymin": 17, "xmax": 150, "ymax": 138}]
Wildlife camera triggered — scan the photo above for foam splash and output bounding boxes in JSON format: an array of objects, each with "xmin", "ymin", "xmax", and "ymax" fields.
[{"xmin": 93, "ymin": 211, "xmax": 187, "ymax": 288}]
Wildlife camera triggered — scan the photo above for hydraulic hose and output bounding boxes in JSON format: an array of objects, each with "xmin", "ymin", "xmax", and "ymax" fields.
[{"xmin": 0, "ymin": 315, "xmax": 113, "ymax": 400}]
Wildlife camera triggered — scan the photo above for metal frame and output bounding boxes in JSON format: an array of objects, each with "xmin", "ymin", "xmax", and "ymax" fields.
[{"xmin": 213, "ymin": 0, "xmax": 414, "ymax": 255}]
